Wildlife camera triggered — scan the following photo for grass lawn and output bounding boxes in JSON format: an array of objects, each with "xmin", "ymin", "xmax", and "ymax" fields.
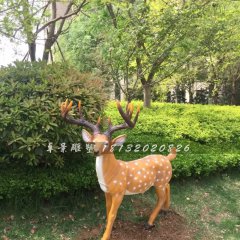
[{"xmin": 0, "ymin": 169, "xmax": 239, "ymax": 240}]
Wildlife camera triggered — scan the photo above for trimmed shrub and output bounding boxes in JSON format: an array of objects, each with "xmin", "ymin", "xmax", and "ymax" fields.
[
  {"xmin": 0, "ymin": 98, "xmax": 240, "ymax": 200},
  {"xmin": 106, "ymin": 101, "xmax": 240, "ymax": 143},
  {"xmin": 0, "ymin": 61, "xmax": 106, "ymax": 167},
  {"xmin": 106, "ymin": 101, "xmax": 240, "ymax": 177},
  {"xmin": 0, "ymin": 155, "xmax": 97, "ymax": 200}
]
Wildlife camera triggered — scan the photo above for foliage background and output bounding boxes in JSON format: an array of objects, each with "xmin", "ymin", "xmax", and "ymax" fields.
[
  {"xmin": 0, "ymin": 89, "xmax": 240, "ymax": 199},
  {"xmin": 59, "ymin": 0, "xmax": 240, "ymax": 106}
]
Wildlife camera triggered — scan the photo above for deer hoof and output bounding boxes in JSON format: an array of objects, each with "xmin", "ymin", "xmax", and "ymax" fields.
[
  {"xmin": 160, "ymin": 209, "xmax": 169, "ymax": 216},
  {"xmin": 144, "ymin": 223, "xmax": 155, "ymax": 230}
]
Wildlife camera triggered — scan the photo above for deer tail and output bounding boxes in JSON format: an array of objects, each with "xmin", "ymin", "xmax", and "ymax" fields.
[{"xmin": 167, "ymin": 147, "xmax": 177, "ymax": 161}]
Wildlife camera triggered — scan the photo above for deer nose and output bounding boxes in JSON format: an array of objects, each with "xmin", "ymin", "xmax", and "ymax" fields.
[{"xmin": 94, "ymin": 151, "xmax": 100, "ymax": 156}]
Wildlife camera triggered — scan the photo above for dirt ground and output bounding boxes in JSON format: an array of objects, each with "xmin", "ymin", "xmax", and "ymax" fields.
[{"xmin": 78, "ymin": 210, "xmax": 195, "ymax": 240}]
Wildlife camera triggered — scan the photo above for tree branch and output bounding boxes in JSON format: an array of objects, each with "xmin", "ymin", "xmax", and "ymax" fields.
[
  {"xmin": 151, "ymin": 52, "xmax": 199, "ymax": 86},
  {"xmin": 0, "ymin": 3, "xmax": 19, "ymax": 14},
  {"xmin": 106, "ymin": 3, "xmax": 118, "ymax": 28},
  {"xmin": 35, "ymin": 1, "xmax": 51, "ymax": 32},
  {"xmin": 147, "ymin": 35, "xmax": 184, "ymax": 82},
  {"xmin": 36, "ymin": 0, "xmax": 88, "ymax": 35},
  {"xmin": 136, "ymin": 57, "xmax": 147, "ymax": 85},
  {"xmin": 0, "ymin": 29, "xmax": 26, "ymax": 43},
  {"xmin": 49, "ymin": 1, "xmax": 57, "ymax": 39},
  {"xmin": 54, "ymin": 1, "xmax": 73, "ymax": 38},
  {"xmin": 56, "ymin": 40, "xmax": 66, "ymax": 62}
]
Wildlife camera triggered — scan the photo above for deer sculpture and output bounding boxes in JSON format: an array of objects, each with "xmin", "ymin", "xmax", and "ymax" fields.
[{"xmin": 60, "ymin": 99, "xmax": 176, "ymax": 240}]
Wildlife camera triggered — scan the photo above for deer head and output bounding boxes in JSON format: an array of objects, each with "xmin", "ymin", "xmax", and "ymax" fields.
[{"xmin": 60, "ymin": 99, "xmax": 140, "ymax": 156}]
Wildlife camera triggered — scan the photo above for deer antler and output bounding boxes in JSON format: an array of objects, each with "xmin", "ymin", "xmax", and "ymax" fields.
[
  {"xmin": 104, "ymin": 101, "xmax": 140, "ymax": 138},
  {"xmin": 60, "ymin": 99, "xmax": 100, "ymax": 135}
]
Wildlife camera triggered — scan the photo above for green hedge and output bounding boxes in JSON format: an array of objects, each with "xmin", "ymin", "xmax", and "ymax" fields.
[
  {"xmin": 106, "ymin": 101, "xmax": 240, "ymax": 178},
  {"xmin": 106, "ymin": 101, "xmax": 240, "ymax": 143},
  {"xmin": 1, "ymin": 95, "xmax": 240, "ymax": 200},
  {"xmin": 0, "ymin": 155, "xmax": 96, "ymax": 200}
]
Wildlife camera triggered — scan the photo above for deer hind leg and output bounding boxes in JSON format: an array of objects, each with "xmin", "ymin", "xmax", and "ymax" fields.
[
  {"xmin": 105, "ymin": 192, "xmax": 112, "ymax": 222},
  {"xmin": 101, "ymin": 193, "xmax": 124, "ymax": 240},
  {"xmin": 146, "ymin": 187, "xmax": 166, "ymax": 228},
  {"xmin": 163, "ymin": 184, "xmax": 170, "ymax": 210}
]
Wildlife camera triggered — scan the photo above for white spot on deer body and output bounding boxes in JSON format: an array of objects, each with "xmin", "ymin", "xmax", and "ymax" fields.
[{"xmin": 137, "ymin": 171, "xmax": 141, "ymax": 175}]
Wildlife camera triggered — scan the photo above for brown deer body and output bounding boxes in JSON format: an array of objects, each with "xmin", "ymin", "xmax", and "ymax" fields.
[{"xmin": 61, "ymin": 100, "xmax": 176, "ymax": 240}]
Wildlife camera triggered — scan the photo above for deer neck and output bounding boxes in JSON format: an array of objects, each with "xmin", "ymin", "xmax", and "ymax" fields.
[{"xmin": 95, "ymin": 152, "xmax": 119, "ymax": 192}]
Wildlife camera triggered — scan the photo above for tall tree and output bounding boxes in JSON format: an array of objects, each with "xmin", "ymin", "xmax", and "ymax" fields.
[
  {"xmin": 172, "ymin": 0, "xmax": 240, "ymax": 105},
  {"xmin": 0, "ymin": 0, "xmax": 88, "ymax": 62},
  {"xmin": 62, "ymin": 0, "xmax": 219, "ymax": 107}
]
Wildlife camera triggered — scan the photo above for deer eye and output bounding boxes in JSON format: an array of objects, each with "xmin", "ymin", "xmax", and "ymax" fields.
[{"xmin": 104, "ymin": 142, "xmax": 109, "ymax": 146}]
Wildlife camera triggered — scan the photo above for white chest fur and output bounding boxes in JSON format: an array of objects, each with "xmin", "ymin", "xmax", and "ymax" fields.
[{"xmin": 96, "ymin": 156, "xmax": 108, "ymax": 192}]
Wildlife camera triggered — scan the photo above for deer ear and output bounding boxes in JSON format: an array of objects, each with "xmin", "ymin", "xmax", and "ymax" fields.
[
  {"xmin": 112, "ymin": 134, "xmax": 126, "ymax": 146},
  {"xmin": 82, "ymin": 129, "xmax": 92, "ymax": 143}
]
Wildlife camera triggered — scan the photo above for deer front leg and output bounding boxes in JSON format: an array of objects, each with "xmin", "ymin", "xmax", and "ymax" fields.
[
  {"xmin": 146, "ymin": 187, "xmax": 166, "ymax": 229},
  {"xmin": 105, "ymin": 192, "xmax": 112, "ymax": 222},
  {"xmin": 101, "ymin": 193, "xmax": 124, "ymax": 240}
]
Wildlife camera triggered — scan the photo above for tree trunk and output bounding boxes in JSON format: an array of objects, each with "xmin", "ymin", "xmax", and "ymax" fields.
[
  {"xmin": 231, "ymin": 77, "xmax": 237, "ymax": 105},
  {"xmin": 143, "ymin": 84, "xmax": 152, "ymax": 108},
  {"xmin": 189, "ymin": 90, "xmax": 194, "ymax": 103},
  {"xmin": 114, "ymin": 82, "xmax": 121, "ymax": 100},
  {"xmin": 42, "ymin": 39, "xmax": 53, "ymax": 62},
  {"xmin": 28, "ymin": 42, "xmax": 36, "ymax": 62},
  {"xmin": 187, "ymin": 83, "xmax": 193, "ymax": 103},
  {"xmin": 208, "ymin": 82, "xmax": 219, "ymax": 104}
]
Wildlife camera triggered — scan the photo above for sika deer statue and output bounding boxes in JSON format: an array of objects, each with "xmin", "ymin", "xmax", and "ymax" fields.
[{"xmin": 60, "ymin": 100, "xmax": 176, "ymax": 240}]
